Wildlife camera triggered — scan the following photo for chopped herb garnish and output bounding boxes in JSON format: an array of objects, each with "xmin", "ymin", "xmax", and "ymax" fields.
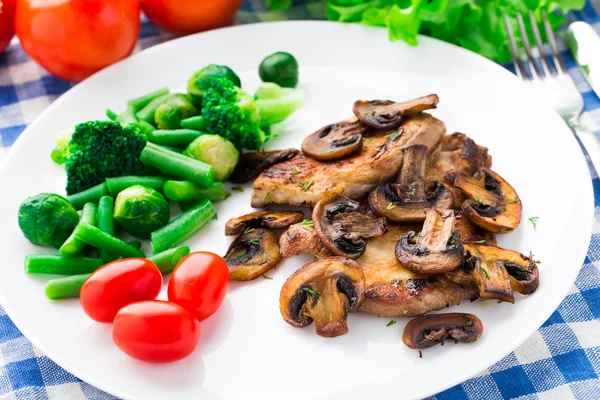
[
  {"xmin": 473, "ymin": 197, "xmax": 487, "ymax": 206},
  {"xmin": 498, "ymin": 300, "xmax": 504, "ymax": 304},
  {"xmin": 475, "ymin": 240, "xmax": 486, "ymax": 244},
  {"xmin": 387, "ymin": 202, "xmax": 397, "ymax": 210},
  {"xmin": 295, "ymin": 183, "xmax": 303, "ymax": 188},
  {"xmin": 244, "ymin": 228, "xmax": 255, "ymax": 234},
  {"xmin": 386, "ymin": 320, "xmax": 397, "ymax": 327},
  {"xmin": 262, "ymin": 274, "xmax": 273, "ymax": 280},
  {"xmin": 363, "ymin": 138, "xmax": 373, "ymax": 144},
  {"xmin": 419, "ymin": 350, "xmax": 423, "ymax": 358},
  {"xmin": 231, "ymin": 186, "xmax": 244, "ymax": 192},
  {"xmin": 529, "ymin": 216, "xmax": 539, "ymax": 230},
  {"xmin": 304, "ymin": 181, "xmax": 313, "ymax": 192},
  {"xmin": 455, "ymin": 202, "xmax": 463, "ymax": 209},
  {"xmin": 364, "ymin": 215, "xmax": 371, "ymax": 219},
  {"xmin": 385, "ymin": 132, "xmax": 401, "ymax": 141},
  {"xmin": 503, "ymin": 205, "xmax": 507, "ymax": 211},
  {"xmin": 508, "ymin": 198, "xmax": 518, "ymax": 203},
  {"xmin": 321, "ymin": 149, "xmax": 335, "ymax": 154},
  {"xmin": 302, "ymin": 219, "xmax": 314, "ymax": 226},
  {"xmin": 290, "ymin": 166, "xmax": 301, "ymax": 175},
  {"xmin": 249, "ymin": 239, "xmax": 259, "ymax": 245},
  {"xmin": 262, "ymin": 192, "xmax": 272, "ymax": 204},
  {"xmin": 304, "ymin": 287, "xmax": 318, "ymax": 296},
  {"xmin": 224, "ymin": 192, "xmax": 232, "ymax": 200},
  {"xmin": 481, "ymin": 267, "xmax": 491, "ymax": 279},
  {"xmin": 236, "ymin": 251, "xmax": 247, "ymax": 259},
  {"xmin": 212, "ymin": 213, "xmax": 218, "ymax": 220}
]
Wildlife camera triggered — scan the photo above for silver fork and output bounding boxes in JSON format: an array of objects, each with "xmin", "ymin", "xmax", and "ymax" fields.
[{"xmin": 505, "ymin": 11, "xmax": 600, "ymax": 174}]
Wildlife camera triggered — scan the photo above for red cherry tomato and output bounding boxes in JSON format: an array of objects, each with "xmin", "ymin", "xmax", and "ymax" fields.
[
  {"xmin": 113, "ymin": 300, "xmax": 201, "ymax": 363},
  {"xmin": 140, "ymin": 0, "xmax": 243, "ymax": 35},
  {"xmin": 0, "ymin": 0, "xmax": 16, "ymax": 54},
  {"xmin": 80, "ymin": 258, "xmax": 162, "ymax": 323},
  {"xmin": 15, "ymin": 0, "xmax": 140, "ymax": 81},
  {"xmin": 168, "ymin": 252, "xmax": 228, "ymax": 322}
]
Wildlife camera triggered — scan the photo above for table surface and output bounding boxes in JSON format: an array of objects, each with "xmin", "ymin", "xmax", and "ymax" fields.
[{"xmin": 1, "ymin": 2, "xmax": 600, "ymax": 399}]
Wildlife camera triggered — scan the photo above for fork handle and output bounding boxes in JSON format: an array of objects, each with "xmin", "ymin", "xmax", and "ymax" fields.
[{"xmin": 568, "ymin": 117, "xmax": 600, "ymax": 175}]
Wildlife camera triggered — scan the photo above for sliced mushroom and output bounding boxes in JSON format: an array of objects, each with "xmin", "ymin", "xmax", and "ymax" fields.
[
  {"xmin": 279, "ymin": 257, "xmax": 365, "ymax": 337},
  {"xmin": 224, "ymin": 229, "xmax": 281, "ymax": 281},
  {"xmin": 229, "ymin": 149, "xmax": 299, "ymax": 183},
  {"xmin": 395, "ymin": 209, "xmax": 464, "ymax": 274},
  {"xmin": 301, "ymin": 119, "xmax": 367, "ymax": 161},
  {"xmin": 464, "ymin": 243, "xmax": 539, "ymax": 297},
  {"xmin": 402, "ymin": 313, "xmax": 483, "ymax": 349},
  {"xmin": 353, "ymin": 94, "xmax": 439, "ymax": 130},
  {"xmin": 454, "ymin": 168, "xmax": 521, "ymax": 233},
  {"xmin": 225, "ymin": 211, "xmax": 304, "ymax": 236},
  {"xmin": 368, "ymin": 145, "xmax": 454, "ymax": 222},
  {"xmin": 279, "ymin": 221, "xmax": 332, "ymax": 259},
  {"xmin": 463, "ymin": 244, "xmax": 513, "ymax": 303},
  {"xmin": 313, "ymin": 196, "xmax": 387, "ymax": 259}
]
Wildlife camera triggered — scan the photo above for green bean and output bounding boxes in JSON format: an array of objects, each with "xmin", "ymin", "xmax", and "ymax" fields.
[
  {"xmin": 59, "ymin": 203, "xmax": 98, "ymax": 256},
  {"xmin": 106, "ymin": 109, "xmax": 118, "ymax": 121},
  {"xmin": 67, "ymin": 183, "xmax": 109, "ymax": 210},
  {"xmin": 74, "ymin": 224, "xmax": 145, "ymax": 258},
  {"xmin": 180, "ymin": 116, "xmax": 208, "ymax": 130},
  {"xmin": 116, "ymin": 105, "xmax": 139, "ymax": 124},
  {"xmin": 105, "ymin": 176, "xmax": 168, "ymax": 196},
  {"xmin": 151, "ymin": 199, "xmax": 215, "ymax": 254},
  {"xmin": 97, "ymin": 196, "xmax": 115, "ymax": 263},
  {"xmin": 128, "ymin": 240, "xmax": 143, "ymax": 250},
  {"xmin": 164, "ymin": 181, "xmax": 226, "ymax": 202},
  {"xmin": 149, "ymin": 129, "xmax": 205, "ymax": 147},
  {"xmin": 25, "ymin": 255, "xmax": 103, "ymax": 275},
  {"xmin": 140, "ymin": 143, "xmax": 214, "ymax": 188},
  {"xmin": 45, "ymin": 274, "xmax": 91, "ymax": 300},
  {"xmin": 137, "ymin": 94, "xmax": 170, "ymax": 124},
  {"xmin": 149, "ymin": 247, "xmax": 190, "ymax": 274},
  {"xmin": 127, "ymin": 87, "xmax": 170, "ymax": 111}
]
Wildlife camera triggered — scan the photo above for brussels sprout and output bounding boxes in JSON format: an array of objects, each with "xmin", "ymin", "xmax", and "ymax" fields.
[
  {"xmin": 184, "ymin": 135, "xmax": 239, "ymax": 182},
  {"xmin": 154, "ymin": 94, "xmax": 198, "ymax": 130},
  {"xmin": 113, "ymin": 185, "xmax": 170, "ymax": 239},
  {"xmin": 18, "ymin": 193, "xmax": 79, "ymax": 249},
  {"xmin": 187, "ymin": 64, "xmax": 241, "ymax": 107},
  {"xmin": 259, "ymin": 52, "xmax": 299, "ymax": 88}
]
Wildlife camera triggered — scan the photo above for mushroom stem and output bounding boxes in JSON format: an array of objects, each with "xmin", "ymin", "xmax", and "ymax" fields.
[
  {"xmin": 472, "ymin": 259, "xmax": 515, "ymax": 303},
  {"xmin": 398, "ymin": 144, "xmax": 427, "ymax": 201},
  {"xmin": 305, "ymin": 279, "xmax": 351, "ymax": 337},
  {"xmin": 419, "ymin": 209, "xmax": 456, "ymax": 251}
]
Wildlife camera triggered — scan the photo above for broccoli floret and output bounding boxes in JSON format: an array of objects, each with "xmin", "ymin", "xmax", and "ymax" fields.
[
  {"xmin": 65, "ymin": 121, "xmax": 147, "ymax": 195},
  {"xmin": 201, "ymin": 78, "xmax": 266, "ymax": 151}
]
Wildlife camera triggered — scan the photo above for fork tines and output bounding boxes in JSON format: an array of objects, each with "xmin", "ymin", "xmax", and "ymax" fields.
[{"xmin": 504, "ymin": 11, "xmax": 569, "ymax": 80}]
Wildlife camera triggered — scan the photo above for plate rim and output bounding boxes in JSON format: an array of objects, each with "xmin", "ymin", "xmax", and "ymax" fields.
[{"xmin": 0, "ymin": 20, "xmax": 594, "ymax": 400}]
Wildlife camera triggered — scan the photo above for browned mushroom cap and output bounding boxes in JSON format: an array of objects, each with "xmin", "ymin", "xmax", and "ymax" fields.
[
  {"xmin": 301, "ymin": 119, "xmax": 367, "ymax": 161},
  {"xmin": 313, "ymin": 196, "xmax": 387, "ymax": 259},
  {"xmin": 353, "ymin": 94, "xmax": 439, "ymax": 130},
  {"xmin": 279, "ymin": 257, "xmax": 365, "ymax": 338},
  {"xmin": 224, "ymin": 229, "xmax": 281, "ymax": 281},
  {"xmin": 229, "ymin": 149, "xmax": 300, "ymax": 183},
  {"xmin": 464, "ymin": 243, "xmax": 539, "ymax": 297},
  {"xmin": 279, "ymin": 221, "xmax": 332, "ymax": 259},
  {"xmin": 402, "ymin": 313, "xmax": 483, "ymax": 349},
  {"xmin": 454, "ymin": 168, "xmax": 522, "ymax": 233},
  {"xmin": 225, "ymin": 211, "xmax": 304, "ymax": 236},
  {"xmin": 369, "ymin": 145, "xmax": 454, "ymax": 222},
  {"xmin": 395, "ymin": 209, "xmax": 464, "ymax": 274}
]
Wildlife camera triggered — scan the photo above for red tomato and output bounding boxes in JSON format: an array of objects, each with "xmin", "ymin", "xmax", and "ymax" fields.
[
  {"xmin": 113, "ymin": 300, "xmax": 201, "ymax": 363},
  {"xmin": 80, "ymin": 258, "xmax": 162, "ymax": 323},
  {"xmin": 168, "ymin": 252, "xmax": 228, "ymax": 322},
  {"xmin": 0, "ymin": 0, "xmax": 16, "ymax": 54},
  {"xmin": 15, "ymin": 0, "xmax": 140, "ymax": 81},
  {"xmin": 140, "ymin": 0, "xmax": 243, "ymax": 35}
]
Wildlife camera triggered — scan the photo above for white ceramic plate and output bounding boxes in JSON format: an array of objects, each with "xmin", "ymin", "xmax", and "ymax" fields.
[{"xmin": 0, "ymin": 21, "xmax": 593, "ymax": 400}]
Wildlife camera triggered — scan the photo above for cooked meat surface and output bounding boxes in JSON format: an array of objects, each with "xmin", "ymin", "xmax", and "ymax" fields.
[
  {"xmin": 357, "ymin": 225, "xmax": 478, "ymax": 317},
  {"xmin": 279, "ymin": 223, "xmax": 332, "ymax": 259},
  {"xmin": 252, "ymin": 113, "xmax": 445, "ymax": 208}
]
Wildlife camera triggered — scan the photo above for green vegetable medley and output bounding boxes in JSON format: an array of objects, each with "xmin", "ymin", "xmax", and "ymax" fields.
[
  {"xmin": 18, "ymin": 52, "xmax": 304, "ymax": 301},
  {"xmin": 267, "ymin": 0, "xmax": 585, "ymax": 62}
]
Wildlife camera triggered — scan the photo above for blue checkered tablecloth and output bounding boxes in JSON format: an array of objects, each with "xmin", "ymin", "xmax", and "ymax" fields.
[{"xmin": 1, "ymin": 1, "xmax": 600, "ymax": 399}]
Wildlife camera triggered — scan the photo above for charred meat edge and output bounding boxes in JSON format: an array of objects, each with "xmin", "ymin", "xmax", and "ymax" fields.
[
  {"xmin": 402, "ymin": 313, "xmax": 483, "ymax": 349},
  {"xmin": 395, "ymin": 209, "xmax": 464, "ymax": 274},
  {"xmin": 279, "ymin": 257, "xmax": 365, "ymax": 338},
  {"xmin": 369, "ymin": 144, "xmax": 454, "ymax": 222},
  {"xmin": 224, "ymin": 229, "xmax": 281, "ymax": 281}
]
